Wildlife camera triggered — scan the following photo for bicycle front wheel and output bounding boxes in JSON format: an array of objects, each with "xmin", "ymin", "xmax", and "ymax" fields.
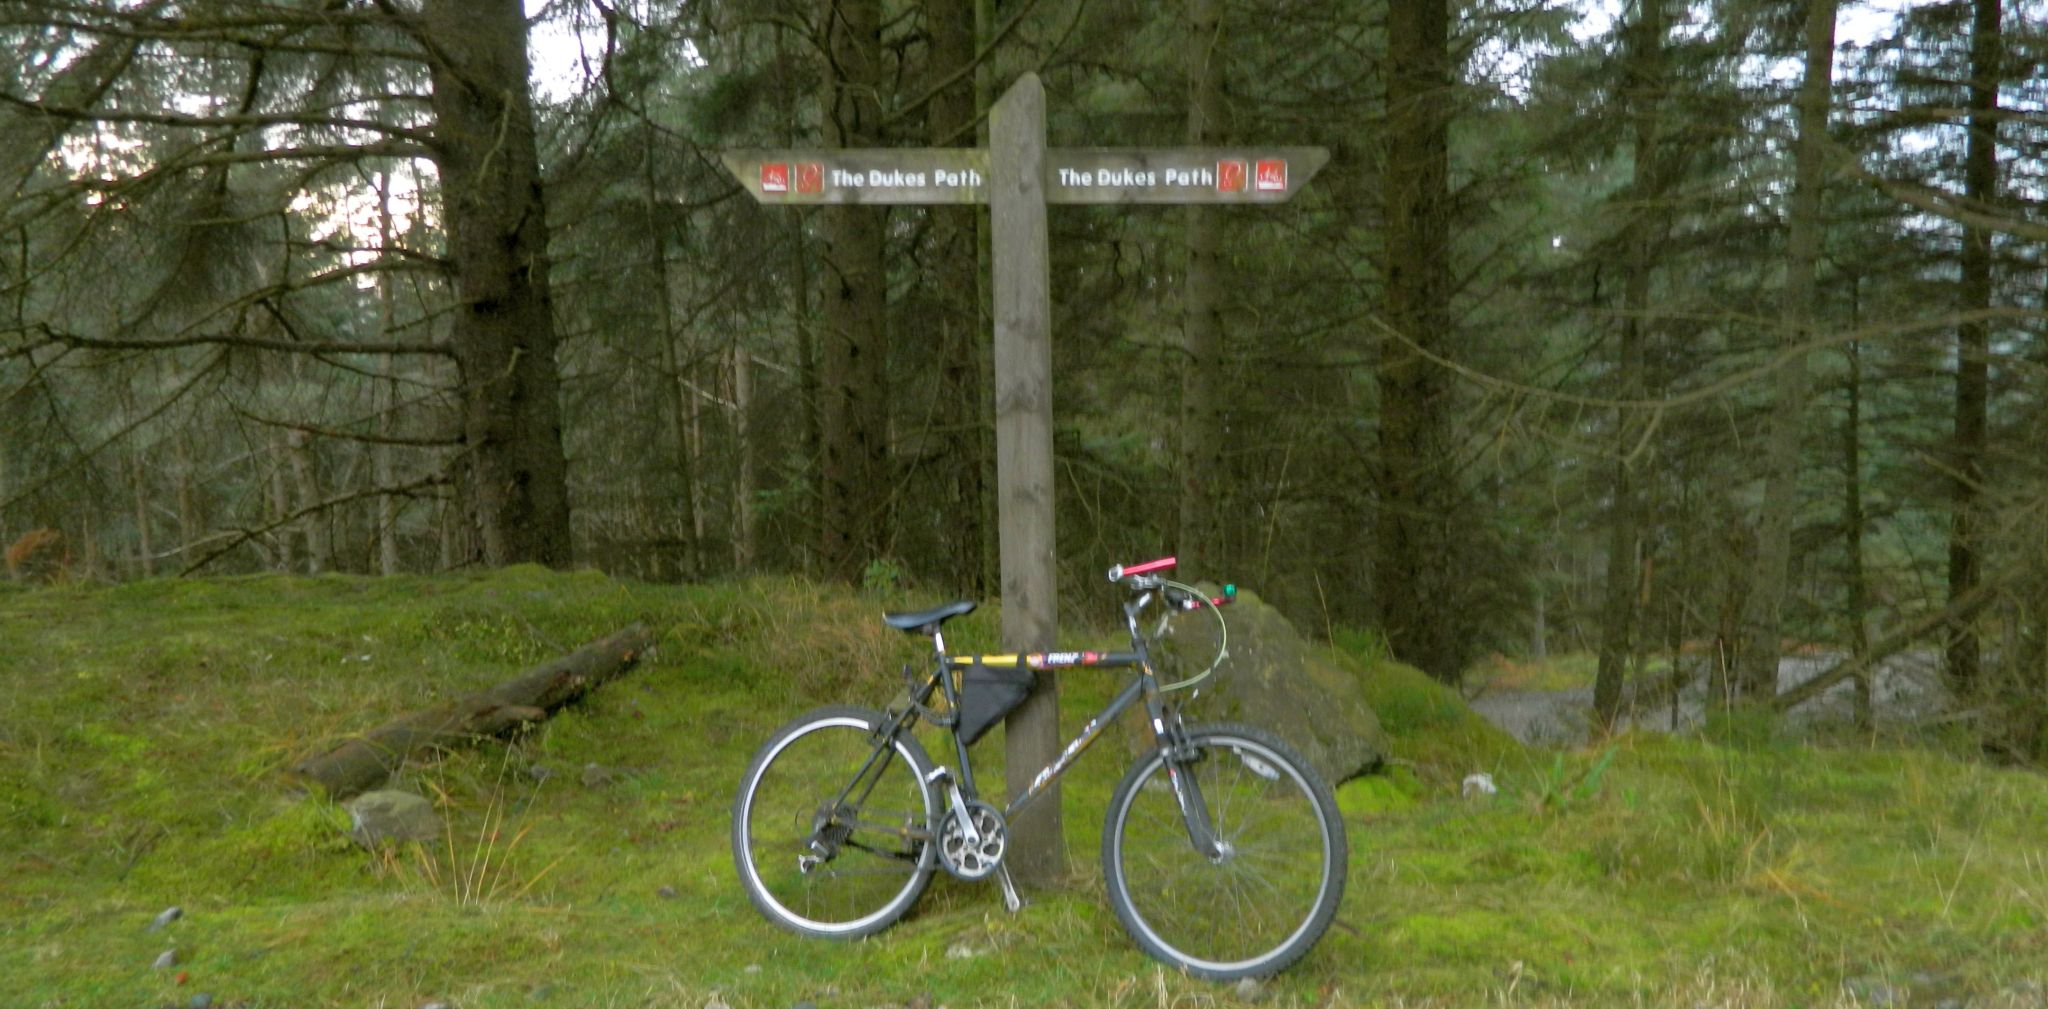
[
  {"xmin": 731, "ymin": 705, "xmax": 938, "ymax": 939},
  {"xmin": 1102, "ymin": 723, "xmax": 1347, "ymax": 979}
]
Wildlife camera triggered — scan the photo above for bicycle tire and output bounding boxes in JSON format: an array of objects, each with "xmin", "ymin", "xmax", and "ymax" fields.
[
  {"xmin": 731, "ymin": 705, "xmax": 938, "ymax": 939},
  {"xmin": 1101, "ymin": 722, "xmax": 1347, "ymax": 979}
]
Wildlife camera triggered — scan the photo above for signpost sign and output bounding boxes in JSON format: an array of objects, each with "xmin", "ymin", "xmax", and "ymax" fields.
[{"xmin": 722, "ymin": 73, "xmax": 1324, "ymax": 885}]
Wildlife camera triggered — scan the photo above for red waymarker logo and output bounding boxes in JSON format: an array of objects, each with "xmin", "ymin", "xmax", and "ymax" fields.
[
  {"xmin": 760, "ymin": 163, "xmax": 789, "ymax": 194},
  {"xmin": 796, "ymin": 162, "xmax": 824, "ymax": 194},
  {"xmin": 1217, "ymin": 159, "xmax": 1247, "ymax": 193},
  {"xmin": 1256, "ymin": 159, "xmax": 1288, "ymax": 192}
]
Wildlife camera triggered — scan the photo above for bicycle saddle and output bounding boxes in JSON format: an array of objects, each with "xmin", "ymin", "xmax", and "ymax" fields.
[{"xmin": 882, "ymin": 600, "xmax": 977, "ymax": 634}]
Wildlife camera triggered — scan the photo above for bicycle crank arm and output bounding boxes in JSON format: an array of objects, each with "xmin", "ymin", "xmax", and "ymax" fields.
[{"xmin": 995, "ymin": 863, "xmax": 1025, "ymax": 913}]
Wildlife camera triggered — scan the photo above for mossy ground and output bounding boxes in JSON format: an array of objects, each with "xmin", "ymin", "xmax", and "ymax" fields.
[{"xmin": 3, "ymin": 569, "xmax": 2044, "ymax": 1008}]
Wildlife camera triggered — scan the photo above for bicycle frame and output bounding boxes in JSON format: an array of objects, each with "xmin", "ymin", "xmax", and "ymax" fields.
[{"xmin": 868, "ymin": 589, "xmax": 1222, "ymax": 859}]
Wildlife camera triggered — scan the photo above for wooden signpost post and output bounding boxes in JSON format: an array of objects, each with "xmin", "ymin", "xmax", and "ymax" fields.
[{"xmin": 723, "ymin": 73, "xmax": 1325, "ymax": 885}]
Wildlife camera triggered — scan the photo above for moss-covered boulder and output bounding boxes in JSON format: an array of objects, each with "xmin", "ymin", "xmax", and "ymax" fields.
[{"xmin": 1163, "ymin": 588, "xmax": 1386, "ymax": 785}]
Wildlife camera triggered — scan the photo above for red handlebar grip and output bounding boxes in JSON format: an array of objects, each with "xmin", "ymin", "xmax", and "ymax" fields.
[{"xmin": 1120, "ymin": 556, "xmax": 1177, "ymax": 576}]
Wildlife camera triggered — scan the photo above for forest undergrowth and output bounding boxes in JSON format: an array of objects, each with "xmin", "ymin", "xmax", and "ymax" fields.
[{"xmin": 2, "ymin": 568, "xmax": 2044, "ymax": 1008}]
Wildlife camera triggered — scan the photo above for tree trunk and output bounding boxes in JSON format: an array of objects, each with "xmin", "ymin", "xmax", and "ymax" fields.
[
  {"xmin": 1736, "ymin": 0, "xmax": 1836, "ymax": 702},
  {"xmin": 287, "ymin": 428, "xmax": 330, "ymax": 574},
  {"xmin": 732, "ymin": 343, "xmax": 757, "ymax": 571},
  {"xmin": 926, "ymin": 0, "xmax": 988, "ymax": 596},
  {"xmin": 131, "ymin": 451, "xmax": 155, "ymax": 578},
  {"xmin": 655, "ymin": 264, "xmax": 700, "ymax": 579},
  {"xmin": 1947, "ymin": 0, "xmax": 2001, "ymax": 698},
  {"xmin": 1594, "ymin": 0, "xmax": 1671, "ymax": 730},
  {"xmin": 1843, "ymin": 289, "xmax": 1871, "ymax": 730},
  {"xmin": 1377, "ymin": 0, "xmax": 1458, "ymax": 681},
  {"xmin": 269, "ymin": 433, "xmax": 297, "ymax": 571},
  {"xmin": 1178, "ymin": 0, "xmax": 1226, "ymax": 576},
  {"xmin": 292, "ymin": 624, "xmax": 656, "ymax": 798},
  {"xmin": 375, "ymin": 171, "xmax": 402, "ymax": 576},
  {"xmin": 816, "ymin": 0, "xmax": 891, "ymax": 581},
  {"xmin": 419, "ymin": 0, "xmax": 572, "ymax": 568}
]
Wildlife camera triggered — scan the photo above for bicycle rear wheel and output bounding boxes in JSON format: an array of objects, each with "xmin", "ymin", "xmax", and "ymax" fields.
[
  {"xmin": 1102, "ymin": 723, "xmax": 1347, "ymax": 979},
  {"xmin": 731, "ymin": 705, "xmax": 937, "ymax": 938}
]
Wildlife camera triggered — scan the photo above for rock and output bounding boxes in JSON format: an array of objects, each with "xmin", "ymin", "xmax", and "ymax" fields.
[
  {"xmin": 743, "ymin": 963, "xmax": 763, "ymax": 974},
  {"xmin": 422, "ymin": 1003, "xmax": 452, "ymax": 1009},
  {"xmin": 1159, "ymin": 587, "xmax": 1387, "ymax": 784},
  {"xmin": 1233, "ymin": 977, "xmax": 1264, "ymax": 1001},
  {"xmin": 189, "ymin": 995, "xmax": 215, "ymax": 1009},
  {"xmin": 1462, "ymin": 773, "xmax": 1497, "ymax": 798},
  {"xmin": 581, "ymin": 763, "xmax": 622, "ymax": 788},
  {"xmin": 944, "ymin": 942, "xmax": 979, "ymax": 959},
  {"xmin": 149, "ymin": 907, "xmax": 183, "ymax": 931},
  {"xmin": 656, "ymin": 886, "xmax": 678, "ymax": 899},
  {"xmin": 153, "ymin": 949, "xmax": 179, "ymax": 970},
  {"xmin": 345, "ymin": 790, "xmax": 442, "ymax": 849},
  {"xmin": 704, "ymin": 996, "xmax": 730, "ymax": 1009},
  {"xmin": 527, "ymin": 763, "xmax": 555, "ymax": 783}
]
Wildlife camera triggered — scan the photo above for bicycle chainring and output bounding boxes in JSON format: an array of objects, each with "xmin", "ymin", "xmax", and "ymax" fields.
[{"xmin": 937, "ymin": 800, "xmax": 1007, "ymax": 881}]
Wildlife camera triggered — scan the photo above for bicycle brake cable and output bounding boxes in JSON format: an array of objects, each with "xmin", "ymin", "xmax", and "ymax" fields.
[{"xmin": 1155, "ymin": 578, "xmax": 1229, "ymax": 693}]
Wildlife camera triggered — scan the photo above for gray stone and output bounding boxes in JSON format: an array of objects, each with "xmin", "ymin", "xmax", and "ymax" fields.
[
  {"xmin": 944, "ymin": 942, "xmax": 979, "ymax": 959},
  {"xmin": 189, "ymin": 995, "xmax": 214, "ymax": 1009},
  {"xmin": 743, "ymin": 963, "xmax": 763, "ymax": 974},
  {"xmin": 152, "ymin": 949, "xmax": 179, "ymax": 970},
  {"xmin": 527, "ymin": 763, "xmax": 554, "ymax": 782},
  {"xmin": 1233, "ymin": 977, "xmax": 1264, "ymax": 1002},
  {"xmin": 148, "ymin": 906, "xmax": 183, "ymax": 931},
  {"xmin": 422, "ymin": 1002, "xmax": 452, "ymax": 1009},
  {"xmin": 344, "ymin": 790, "xmax": 441, "ymax": 849},
  {"xmin": 1159, "ymin": 587, "xmax": 1387, "ymax": 784},
  {"xmin": 656, "ymin": 886, "xmax": 678, "ymax": 899},
  {"xmin": 581, "ymin": 763, "xmax": 622, "ymax": 788}
]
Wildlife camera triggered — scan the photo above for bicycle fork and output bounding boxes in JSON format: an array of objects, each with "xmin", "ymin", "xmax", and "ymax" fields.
[{"xmin": 1159, "ymin": 727, "xmax": 1227, "ymax": 862}]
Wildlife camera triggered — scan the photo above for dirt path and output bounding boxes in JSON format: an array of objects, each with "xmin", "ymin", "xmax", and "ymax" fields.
[{"xmin": 1467, "ymin": 652, "xmax": 1950, "ymax": 746}]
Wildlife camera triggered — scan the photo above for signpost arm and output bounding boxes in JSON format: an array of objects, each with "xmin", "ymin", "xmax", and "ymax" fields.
[{"xmin": 991, "ymin": 72, "xmax": 1062, "ymax": 886}]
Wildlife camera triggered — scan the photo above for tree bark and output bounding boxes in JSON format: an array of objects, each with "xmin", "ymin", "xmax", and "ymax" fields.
[
  {"xmin": 375, "ymin": 171, "xmax": 402, "ymax": 576},
  {"xmin": 419, "ymin": 0, "xmax": 572, "ymax": 569},
  {"xmin": 1947, "ymin": 0, "xmax": 2001, "ymax": 698},
  {"xmin": 287, "ymin": 428, "xmax": 330, "ymax": 574},
  {"xmin": 816, "ymin": 0, "xmax": 891, "ymax": 581},
  {"xmin": 292, "ymin": 624, "xmax": 656, "ymax": 798},
  {"xmin": 1736, "ymin": 0, "xmax": 1836, "ymax": 702},
  {"xmin": 732, "ymin": 343, "xmax": 757, "ymax": 571},
  {"xmin": 926, "ymin": 0, "xmax": 989, "ymax": 596},
  {"xmin": 1178, "ymin": 0, "xmax": 1226, "ymax": 577},
  {"xmin": 1377, "ymin": 0, "xmax": 1458, "ymax": 681},
  {"xmin": 1842, "ymin": 291, "xmax": 1871, "ymax": 729}
]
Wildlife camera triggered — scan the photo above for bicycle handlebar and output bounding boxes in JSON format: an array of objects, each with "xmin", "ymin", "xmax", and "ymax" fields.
[{"xmin": 1107, "ymin": 556, "xmax": 1176, "ymax": 582}]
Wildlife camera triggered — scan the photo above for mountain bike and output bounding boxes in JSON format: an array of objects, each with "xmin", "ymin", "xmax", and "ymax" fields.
[{"xmin": 730, "ymin": 556, "xmax": 1348, "ymax": 979}]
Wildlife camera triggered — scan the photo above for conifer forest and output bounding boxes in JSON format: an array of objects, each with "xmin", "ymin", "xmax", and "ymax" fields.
[{"xmin": 4, "ymin": 0, "xmax": 2048, "ymax": 753}]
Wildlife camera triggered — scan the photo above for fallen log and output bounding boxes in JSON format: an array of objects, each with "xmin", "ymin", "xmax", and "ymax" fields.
[
  {"xmin": 293, "ymin": 623, "xmax": 657, "ymax": 798},
  {"xmin": 1771, "ymin": 579, "xmax": 2003, "ymax": 713}
]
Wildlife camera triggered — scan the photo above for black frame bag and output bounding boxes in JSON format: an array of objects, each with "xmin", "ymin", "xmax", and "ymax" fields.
[{"xmin": 956, "ymin": 658, "xmax": 1034, "ymax": 746}]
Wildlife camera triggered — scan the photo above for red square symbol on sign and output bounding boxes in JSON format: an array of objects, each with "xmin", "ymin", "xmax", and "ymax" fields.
[
  {"xmin": 760, "ymin": 163, "xmax": 790, "ymax": 194},
  {"xmin": 796, "ymin": 162, "xmax": 824, "ymax": 194},
  {"xmin": 1217, "ymin": 160, "xmax": 1247, "ymax": 192},
  {"xmin": 1256, "ymin": 159, "xmax": 1288, "ymax": 192}
]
